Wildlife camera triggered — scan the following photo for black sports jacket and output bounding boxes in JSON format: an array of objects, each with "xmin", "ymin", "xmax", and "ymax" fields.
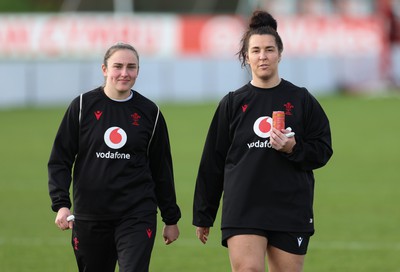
[
  {"xmin": 48, "ymin": 87, "xmax": 181, "ymax": 224},
  {"xmin": 193, "ymin": 79, "xmax": 332, "ymax": 233}
]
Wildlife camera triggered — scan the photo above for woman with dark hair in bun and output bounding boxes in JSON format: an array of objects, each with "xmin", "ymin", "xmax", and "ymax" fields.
[{"xmin": 193, "ymin": 10, "xmax": 332, "ymax": 272}]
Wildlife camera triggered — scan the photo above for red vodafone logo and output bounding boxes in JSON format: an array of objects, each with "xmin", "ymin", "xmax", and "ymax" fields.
[
  {"xmin": 253, "ymin": 116, "xmax": 272, "ymax": 138},
  {"xmin": 104, "ymin": 127, "xmax": 127, "ymax": 149}
]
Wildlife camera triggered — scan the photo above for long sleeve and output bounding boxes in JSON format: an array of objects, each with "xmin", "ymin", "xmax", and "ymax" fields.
[
  {"xmin": 48, "ymin": 97, "xmax": 80, "ymax": 212},
  {"xmin": 193, "ymin": 95, "xmax": 231, "ymax": 227},
  {"xmin": 283, "ymin": 91, "xmax": 333, "ymax": 170},
  {"xmin": 149, "ymin": 111, "xmax": 181, "ymax": 225}
]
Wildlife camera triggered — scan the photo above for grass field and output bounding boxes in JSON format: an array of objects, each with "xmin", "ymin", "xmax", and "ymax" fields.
[{"xmin": 0, "ymin": 94, "xmax": 399, "ymax": 271}]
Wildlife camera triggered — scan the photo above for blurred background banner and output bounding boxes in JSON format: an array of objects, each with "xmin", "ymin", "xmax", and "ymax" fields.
[
  {"xmin": 0, "ymin": 14, "xmax": 181, "ymax": 59},
  {"xmin": 0, "ymin": 14, "xmax": 385, "ymax": 58},
  {"xmin": 0, "ymin": 0, "xmax": 399, "ymax": 107}
]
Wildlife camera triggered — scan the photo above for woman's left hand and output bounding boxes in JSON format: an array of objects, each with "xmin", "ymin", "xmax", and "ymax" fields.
[
  {"xmin": 270, "ymin": 127, "xmax": 296, "ymax": 154},
  {"xmin": 163, "ymin": 224, "xmax": 180, "ymax": 245}
]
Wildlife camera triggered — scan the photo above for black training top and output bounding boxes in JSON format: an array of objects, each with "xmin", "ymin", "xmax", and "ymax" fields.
[
  {"xmin": 193, "ymin": 79, "xmax": 333, "ymax": 233},
  {"xmin": 48, "ymin": 87, "xmax": 181, "ymax": 224}
]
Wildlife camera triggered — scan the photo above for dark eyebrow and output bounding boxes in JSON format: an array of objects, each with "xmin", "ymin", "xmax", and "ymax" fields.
[
  {"xmin": 112, "ymin": 62, "xmax": 137, "ymax": 66},
  {"xmin": 250, "ymin": 45, "xmax": 275, "ymax": 50}
]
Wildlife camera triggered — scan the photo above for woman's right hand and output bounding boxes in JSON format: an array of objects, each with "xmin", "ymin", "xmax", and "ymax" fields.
[
  {"xmin": 55, "ymin": 207, "xmax": 73, "ymax": 230},
  {"xmin": 196, "ymin": 226, "xmax": 210, "ymax": 244}
]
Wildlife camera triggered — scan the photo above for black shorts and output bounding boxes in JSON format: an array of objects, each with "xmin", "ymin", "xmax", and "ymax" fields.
[{"xmin": 222, "ymin": 228, "xmax": 312, "ymax": 255}]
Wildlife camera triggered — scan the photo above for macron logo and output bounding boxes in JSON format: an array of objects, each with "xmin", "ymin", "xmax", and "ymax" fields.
[{"xmin": 297, "ymin": 237, "xmax": 303, "ymax": 247}]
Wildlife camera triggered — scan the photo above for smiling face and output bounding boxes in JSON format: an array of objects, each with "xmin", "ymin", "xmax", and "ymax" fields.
[
  {"xmin": 102, "ymin": 49, "xmax": 139, "ymax": 99},
  {"xmin": 246, "ymin": 34, "xmax": 281, "ymax": 87}
]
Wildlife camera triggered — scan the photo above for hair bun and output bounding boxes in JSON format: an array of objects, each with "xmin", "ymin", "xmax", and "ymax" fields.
[{"xmin": 249, "ymin": 10, "xmax": 277, "ymax": 31}]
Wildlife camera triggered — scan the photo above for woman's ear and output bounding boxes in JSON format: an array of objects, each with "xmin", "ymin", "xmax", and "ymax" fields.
[{"xmin": 101, "ymin": 64, "xmax": 107, "ymax": 76}]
